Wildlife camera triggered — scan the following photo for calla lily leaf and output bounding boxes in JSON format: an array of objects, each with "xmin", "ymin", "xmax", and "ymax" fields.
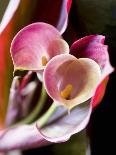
[
  {"xmin": 44, "ymin": 54, "xmax": 101, "ymax": 110},
  {"xmin": 11, "ymin": 23, "xmax": 69, "ymax": 71}
]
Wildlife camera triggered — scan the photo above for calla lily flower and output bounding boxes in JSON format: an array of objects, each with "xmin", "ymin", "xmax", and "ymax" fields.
[
  {"xmin": 43, "ymin": 54, "xmax": 101, "ymax": 110},
  {"xmin": 69, "ymin": 35, "xmax": 114, "ymax": 108},
  {"xmin": 11, "ymin": 23, "xmax": 69, "ymax": 72},
  {"xmin": 0, "ymin": 20, "xmax": 114, "ymax": 152}
]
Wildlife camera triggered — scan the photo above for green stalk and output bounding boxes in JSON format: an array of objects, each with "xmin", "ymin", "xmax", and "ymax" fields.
[
  {"xmin": 38, "ymin": 102, "xmax": 57, "ymax": 128},
  {"xmin": 17, "ymin": 84, "xmax": 47, "ymax": 125}
]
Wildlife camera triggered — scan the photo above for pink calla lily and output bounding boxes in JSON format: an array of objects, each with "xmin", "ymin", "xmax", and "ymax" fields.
[
  {"xmin": 11, "ymin": 23, "xmax": 69, "ymax": 71},
  {"xmin": 69, "ymin": 35, "xmax": 114, "ymax": 108},
  {"xmin": 70, "ymin": 35, "xmax": 113, "ymax": 81},
  {"xmin": 43, "ymin": 54, "xmax": 101, "ymax": 110}
]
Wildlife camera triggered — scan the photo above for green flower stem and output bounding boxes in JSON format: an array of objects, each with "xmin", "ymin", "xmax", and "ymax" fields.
[
  {"xmin": 17, "ymin": 84, "xmax": 47, "ymax": 125},
  {"xmin": 38, "ymin": 102, "xmax": 57, "ymax": 128}
]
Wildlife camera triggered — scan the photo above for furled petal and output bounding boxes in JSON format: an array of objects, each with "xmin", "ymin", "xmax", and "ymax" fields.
[
  {"xmin": 70, "ymin": 35, "xmax": 114, "ymax": 108},
  {"xmin": 56, "ymin": 0, "xmax": 72, "ymax": 34},
  {"xmin": 6, "ymin": 75, "xmax": 37, "ymax": 126},
  {"xmin": 0, "ymin": 124, "xmax": 49, "ymax": 151},
  {"xmin": 70, "ymin": 35, "xmax": 114, "ymax": 80},
  {"xmin": 37, "ymin": 100, "xmax": 92, "ymax": 142},
  {"xmin": 44, "ymin": 54, "xmax": 101, "ymax": 109},
  {"xmin": 5, "ymin": 76, "xmax": 20, "ymax": 126},
  {"xmin": 0, "ymin": 0, "xmax": 20, "ymax": 34},
  {"xmin": 0, "ymin": 101, "xmax": 91, "ymax": 151},
  {"xmin": 11, "ymin": 23, "xmax": 69, "ymax": 71},
  {"xmin": 91, "ymin": 76, "xmax": 109, "ymax": 109}
]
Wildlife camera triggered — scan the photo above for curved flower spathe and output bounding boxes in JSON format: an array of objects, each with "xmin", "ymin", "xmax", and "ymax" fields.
[
  {"xmin": 44, "ymin": 54, "xmax": 101, "ymax": 110},
  {"xmin": 10, "ymin": 22, "xmax": 69, "ymax": 71},
  {"xmin": 70, "ymin": 35, "xmax": 114, "ymax": 107},
  {"xmin": 70, "ymin": 35, "xmax": 114, "ymax": 81},
  {"xmin": 0, "ymin": 101, "xmax": 91, "ymax": 151}
]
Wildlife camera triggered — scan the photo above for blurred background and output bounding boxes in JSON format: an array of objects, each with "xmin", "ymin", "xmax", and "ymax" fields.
[{"xmin": 0, "ymin": 0, "xmax": 115, "ymax": 155}]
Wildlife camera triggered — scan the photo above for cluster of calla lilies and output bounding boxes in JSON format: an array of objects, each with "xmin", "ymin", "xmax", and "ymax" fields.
[
  {"xmin": 11, "ymin": 22, "xmax": 102, "ymax": 110},
  {"xmin": 0, "ymin": 22, "xmax": 114, "ymax": 151}
]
